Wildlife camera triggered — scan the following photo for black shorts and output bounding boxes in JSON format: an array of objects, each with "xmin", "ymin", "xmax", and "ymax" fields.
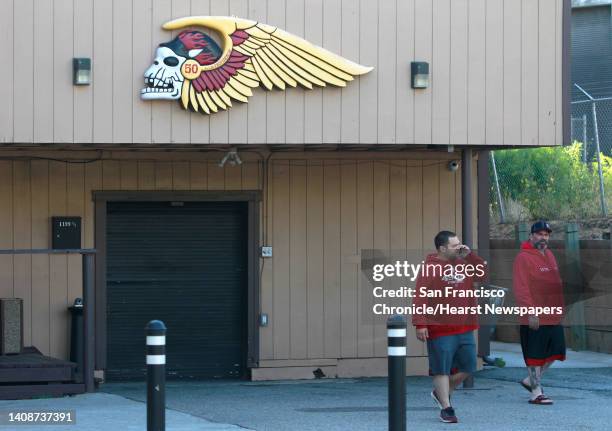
[{"xmin": 520, "ymin": 324, "xmax": 566, "ymax": 366}]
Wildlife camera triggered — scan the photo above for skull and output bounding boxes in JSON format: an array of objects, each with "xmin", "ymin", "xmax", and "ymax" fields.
[{"xmin": 141, "ymin": 47, "xmax": 186, "ymax": 100}]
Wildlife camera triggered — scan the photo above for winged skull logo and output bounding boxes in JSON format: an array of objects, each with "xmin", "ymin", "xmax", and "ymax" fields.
[{"xmin": 141, "ymin": 16, "xmax": 373, "ymax": 114}]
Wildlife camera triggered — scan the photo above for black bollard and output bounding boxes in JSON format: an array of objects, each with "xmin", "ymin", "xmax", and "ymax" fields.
[
  {"xmin": 388, "ymin": 315, "xmax": 407, "ymax": 431},
  {"xmin": 68, "ymin": 298, "xmax": 84, "ymax": 383},
  {"xmin": 146, "ymin": 320, "xmax": 167, "ymax": 431}
]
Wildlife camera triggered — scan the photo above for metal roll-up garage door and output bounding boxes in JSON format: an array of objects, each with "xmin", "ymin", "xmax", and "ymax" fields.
[{"xmin": 106, "ymin": 201, "xmax": 248, "ymax": 381}]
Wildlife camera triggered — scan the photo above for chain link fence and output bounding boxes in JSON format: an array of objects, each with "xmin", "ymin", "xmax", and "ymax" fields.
[{"xmin": 489, "ymin": 84, "xmax": 612, "ymax": 224}]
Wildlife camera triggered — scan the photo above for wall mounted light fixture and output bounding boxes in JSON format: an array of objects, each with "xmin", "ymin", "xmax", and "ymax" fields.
[
  {"xmin": 73, "ymin": 58, "xmax": 91, "ymax": 85},
  {"xmin": 411, "ymin": 61, "xmax": 429, "ymax": 89}
]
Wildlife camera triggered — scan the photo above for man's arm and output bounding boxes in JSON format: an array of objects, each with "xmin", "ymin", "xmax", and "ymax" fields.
[{"xmin": 465, "ymin": 251, "xmax": 488, "ymax": 282}]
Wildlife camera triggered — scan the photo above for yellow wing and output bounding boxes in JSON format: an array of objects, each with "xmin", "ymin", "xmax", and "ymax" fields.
[{"xmin": 163, "ymin": 16, "xmax": 373, "ymax": 114}]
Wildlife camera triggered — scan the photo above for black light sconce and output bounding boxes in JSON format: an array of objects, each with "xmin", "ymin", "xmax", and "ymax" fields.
[
  {"xmin": 411, "ymin": 61, "xmax": 429, "ymax": 89},
  {"xmin": 73, "ymin": 58, "xmax": 91, "ymax": 85}
]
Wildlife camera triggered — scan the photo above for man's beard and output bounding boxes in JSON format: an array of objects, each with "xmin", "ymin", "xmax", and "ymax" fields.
[{"xmin": 535, "ymin": 239, "xmax": 548, "ymax": 250}]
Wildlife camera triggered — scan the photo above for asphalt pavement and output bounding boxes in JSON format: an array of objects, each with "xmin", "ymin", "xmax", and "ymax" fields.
[{"xmin": 1, "ymin": 342, "xmax": 611, "ymax": 431}]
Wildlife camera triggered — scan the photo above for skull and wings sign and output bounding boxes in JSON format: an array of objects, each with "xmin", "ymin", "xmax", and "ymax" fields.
[{"xmin": 141, "ymin": 16, "xmax": 373, "ymax": 114}]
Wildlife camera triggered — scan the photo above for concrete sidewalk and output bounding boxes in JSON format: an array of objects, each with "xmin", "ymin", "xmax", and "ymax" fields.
[
  {"xmin": 0, "ymin": 391, "xmax": 251, "ymax": 431},
  {"xmin": 490, "ymin": 341, "xmax": 612, "ymax": 368}
]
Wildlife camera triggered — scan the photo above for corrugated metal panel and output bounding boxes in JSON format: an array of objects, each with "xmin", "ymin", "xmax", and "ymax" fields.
[
  {"xmin": 106, "ymin": 201, "xmax": 248, "ymax": 380},
  {"xmin": 572, "ymin": 5, "xmax": 612, "ymax": 98}
]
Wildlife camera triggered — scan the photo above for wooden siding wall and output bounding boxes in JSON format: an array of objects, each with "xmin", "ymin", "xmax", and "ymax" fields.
[
  {"xmin": 0, "ymin": 0, "xmax": 564, "ymax": 146},
  {"xmin": 0, "ymin": 151, "xmax": 474, "ymax": 362}
]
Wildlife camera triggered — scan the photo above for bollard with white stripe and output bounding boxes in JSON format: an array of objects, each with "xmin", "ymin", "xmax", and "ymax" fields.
[
  {"xmin": 146, "ymin": 320, "xmax": 167, "ymax": 431},
  {"xmin": 387, "ymin": 315, "xmax": 407, "ymax": 431}
]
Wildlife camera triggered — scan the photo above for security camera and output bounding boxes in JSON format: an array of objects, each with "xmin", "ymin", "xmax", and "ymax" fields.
[{"xmin": 447, "ymin": 160, "xmax": 460, "ymax": 172}]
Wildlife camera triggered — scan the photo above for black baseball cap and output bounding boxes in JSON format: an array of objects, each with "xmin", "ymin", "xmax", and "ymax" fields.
[{"xmin": 531, "ymin": 220, "xmax": 552, "ymax": 234}]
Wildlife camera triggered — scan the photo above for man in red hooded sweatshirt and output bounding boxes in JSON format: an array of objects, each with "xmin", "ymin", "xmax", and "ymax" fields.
[
  {"xmin": 513, "ymin": 220, "xmax": 566, "ymax": 405},
  {"xmin": 412, "ymin": 230, "xmax": 488, "ymax": 424}
]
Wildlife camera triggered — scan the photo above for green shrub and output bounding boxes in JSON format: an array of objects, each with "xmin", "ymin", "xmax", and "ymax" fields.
[{"xmin": 490, "ymin": 143, "xmax": 606, "ymax": 221}]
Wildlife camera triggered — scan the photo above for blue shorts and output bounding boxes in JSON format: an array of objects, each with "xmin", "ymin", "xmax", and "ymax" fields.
[{"xmin": 426, "ymin": 331, "xmax": 477, "ymax": 376}]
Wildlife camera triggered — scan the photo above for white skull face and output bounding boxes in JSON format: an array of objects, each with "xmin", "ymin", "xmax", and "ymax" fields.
[{"xmin": 141, "ymin": 47, "xmax": 186, "ymax": 100}]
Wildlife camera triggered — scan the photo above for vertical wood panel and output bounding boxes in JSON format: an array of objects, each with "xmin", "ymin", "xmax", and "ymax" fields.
[
  {"xmin": 260, "ymin": 159, "xmax": 274, "ymax": 359},
  {"xmin": 0, "ymin": 0, "xmax": 14, "ymax": 142},
  {"xmin": 450, "ymin": 0, "xmax": 469, "ymax": 146},
  {"xmin": 340, "ymin": 0, "xmax": 360, "ymax": 143},
  {"xmin": 137, "ymin": 161, "xmax": 155, "ymax": 190},
  {"xmin": 406, "ymin": 159, "xmax": 422, "ymax": 380},
  {"xmin": 455, "ymin": 156, "xmax": 463, "ymax": 236},
  {"xmin": 290, "ymin": 161, "xmax": 308, "ymax": 358},
  {"xmin": 67, "ymin": 164, "xmax": 85, "ymax": 309},
  {"xmin": 539, "ymin": 0, "xmax": 556, "ymax": 147},
  {"xmin": 154, "ymin": 162, "xmax": 172, "ymax": 189},
  {"xmin": 356, "ymin": 161, "xmax": 373, "ymax": 357},
  {"xmin": 188, "ymin": 0, "xmax": 211, "ymax": 144},
  {"xmin": 304, "ymin": 0, "xmax": 323, "ymax": 143},
  {"xmin": 468, "ymin": 0, "xmax": 486, "ymax": 146},
  {"xmin": 285, "ymin": 0, "xmax": 305, "ymax": 144},
  {"xmin": 486, "ymin": 0, "xmax": 504, "ymax": 146},
  {"xmin": 0, "ymin": 162, "xmax": 14, "ymax": 298},
  {"xmin": 396, "ymin": 0, "xmax": 416, "ymax": 143},
  {"xmin": 322, "ymin": 0, "xmax": 342, "ymax": 143},
  {"xmin": 188, "ymin": 161, "xmax": 208, "ymax": 189},
  {"xmin": 49, "ymin": 162, "xmax": 68, "ymax": 358},
  {"xmin": 377, "ymin": 0, "xmax": 396, "ymax": 143},
  {"xmin": 13, "ymin": 163, "xmax": 32, "ymax": 345},
  {"xmin": 503, "ymin": 0, "xmax": 522, "ymax": 146},
  {"xmin": 340, "ymin": 161, "xmax": 357, "ymax": 357},
  {"xmin": 33, "ymin": 0, "xmax": 54, "ymax": 142},
  {"xmin": 414, "ymin": 0, "xmax": 433, "ymax": 144},
  {"xmin": 209, "ymin": 0, "xmax": 231, "ymax": 144},
  {"xmin": 2, "ymin": 0, "xmax": 566, "ymax": 147},
  {"xmin": 132, "ymin": 0, "xmax": 153, "ymax": 143},
  {"xmin": 84, "ymin": 162, "xmax": 102, "ymax": 249},
  {"xmin": 241, "ymin": 161, "xmax": 260, "ymax": 190},
  {"xmin": 247, "ymin": 0, "xmax": 268, "ymax": 144},
  {"xmin": 265, "ymin": 0, "xmax": 286, "ymax": 144},
  {"xmin": 422, "ymin": 162, "xmax": 439, "ymax": 250},
  {"xmin": 406, "ymin": 160, "xmax": 423, "ymax": 250},
  {"xmin": 228, "ymin": 0, "xmax": 249, "ymax": 143},
  {"xmin": 439, "ymin": 162, "xmax": 456, "ymax": 230},
  {"xmin": 323, "ymin": 160, "xmax": 341, "ymax": 358},
  {"xmin": 359, "ymin": 0, "xmax": 378, "ymax": 143},
  {"xmin": 102, "ymin": 161, "xmax": 121, "ymax": 189},
  {"xmin": 372, "ymin": 161, "xmax": 389, "ymax": 356},
  {"xmin": 432, "ymin": 0, "xmax": 451, "ymax": 147},
  {"xmin": 272, "ymin": 161, "xmax": 290, "ymax": 358},
  {"xmin": 207, "ymin": 162, "xmax": 225, "ymax": 190},
  {"xmin": 31, "ymin": 161, "xmax": 49, "ymax": 355},
  {"xmin": 93, "ymin": 0, "xmax": 114, "ymax": 142},
  {"xmin": 151, "ymin": 0, "xmax": 172, "ymax": 143},
  {"xmin": 172, "ymin": 161, "xmax": 190, "ymax": 190},
  {"xmin": 224, "ymin": 165, "xmax": 242, "ymax": 190},
  {"xmin": 74, "ymin": 0, "xmax": 94, "ymax": 143},
  {"xmin": 390, "ymin": 160, "xmax": 407, "ymax": 253},
  {"xmin": 54, "ymin": 0, "xmax": 74, "ymax": 142},
  {"xmin": 13, "ymin": 0, "xmax": 34, "ymax": 142},
  {"xmin": 120, "ymin": 161, "xmax": 138, "ymax": 190},
  {"xmin": 306, "ymin": 161, "xmax": 324, "ymax": 358}
]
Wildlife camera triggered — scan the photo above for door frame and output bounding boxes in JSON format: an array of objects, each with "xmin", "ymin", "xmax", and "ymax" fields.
[{"xmin": 93, "ymin": 191, "xmax": 262, "ymax": 376}]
